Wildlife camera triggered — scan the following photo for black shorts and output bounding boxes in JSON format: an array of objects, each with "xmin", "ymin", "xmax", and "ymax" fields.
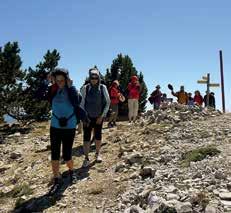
[
  {"xmin": 50, "ymin": 127, "xmax": 76, "ymax": 161},
  {"xmin": 83, "ymin": 117, "xmax": 103, "ymax": 142}
]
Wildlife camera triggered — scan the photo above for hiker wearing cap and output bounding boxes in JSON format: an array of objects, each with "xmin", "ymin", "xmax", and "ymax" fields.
[
  {"xmin": 108, "ymin": 80, "xmax": 125, "ymax": 128},
  {"xmin": 80, "ymin": 68, "xmax": 110, "ymax": 167},
  {"xmin": 193, "ymin": 90, "xmax": 203, "ymax": 106},
  {"xmin": 171, "ymin": 86, "xmax": 188, "ymax": 105},
  {"xmin": 47, "ymin": 68, "xmax": 83, "ymax": 195},
  {"xmin": 150, "ymin": 85, "xmax": 162, "ymax": 110},
  {"xmin": 127, "ymin": 76, "xmax": 141, "ymax": 122}
]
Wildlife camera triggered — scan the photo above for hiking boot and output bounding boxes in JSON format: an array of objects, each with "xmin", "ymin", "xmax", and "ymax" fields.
[
  {"xmin": 82, "ymin": 157, "xmax": 90, "ymax": 168},
  {"xmin": 95, "ymin": 154, "xmax": 102, "ymax": 163},
  {"xmin": 69, "ymin": 170, "xmax": 78, "ymax": 184},
  {"xmin": 48, "ymin": 177, "xmax": 62, "ymax": 196}
]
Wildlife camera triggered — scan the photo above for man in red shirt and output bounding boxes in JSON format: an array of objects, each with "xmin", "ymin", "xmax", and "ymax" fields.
[{"xmin": 127, "ymin": 76, "xmax": 140, "ymax": 122}]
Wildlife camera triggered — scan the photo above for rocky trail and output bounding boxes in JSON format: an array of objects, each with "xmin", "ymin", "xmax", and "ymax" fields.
[{"xmin": 1, "ymin": 105, "xmax": 231, "ymax": 212}]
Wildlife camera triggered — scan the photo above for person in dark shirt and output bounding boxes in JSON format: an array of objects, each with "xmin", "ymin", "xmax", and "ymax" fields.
[
  {"xmin": 188, "ymin": 93, "xmax": 194, "ymax": 107},
  {"xmin": 150, "ymin": 85, "xmax": 162, "ymax": 110},
  {"xmin": 204, "ymin": 92, "xmax": 216, "ymax": 109},
  {"xmin": 80, "ymin": 68, "xmax": 110, "ymax": 167}
]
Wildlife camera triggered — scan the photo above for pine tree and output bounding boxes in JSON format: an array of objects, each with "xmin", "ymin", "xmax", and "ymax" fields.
[
  {"xmin": 110, "ymin": 53, "xmax": 124, "ymax": 82},
  {"xmin": 23, "ymin": 50, "xmax": 60, "ymax": 120},
  {"xmin": 104, "ymin": 68, "xmax": 111, "ymax": 88},
  {"xmin": 0, "ymin": 43, "xmax": 61, "ymax": 122},
  {"xmin": 138, "ymin": 72, "xmax": 148, "ymax": 113},
  {"xmin": 0, "ymin": 42, "xmax": 25, "ymax": 121},
  {"xmin": 105, "ymin": 53, "xmax": 148, "ymax": 116}
]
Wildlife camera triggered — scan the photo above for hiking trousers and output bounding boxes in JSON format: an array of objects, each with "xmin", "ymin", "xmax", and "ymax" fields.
[
  {"xmin": 128, "ymin": 99, "xmax": 139, "ymax": 121},
  {"xmin": 50, "ymin": 127, "xmax": 76, "ymax": 161},
  {"xmin": 83, "ymin": 117, "xmax": 103, "ymax": 142},
  {"xmin": 108, "ymin": 104, "xmax": 119, "ymax": 123}
]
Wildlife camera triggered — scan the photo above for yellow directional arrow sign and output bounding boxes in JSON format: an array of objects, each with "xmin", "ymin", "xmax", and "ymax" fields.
[
  {"xmin": 197, "ymin": 80, "xmax": 207, "ymax": 84},
  {"xmin": 209, "ymin": 83, "xmax": 220, "ymax": 87}
]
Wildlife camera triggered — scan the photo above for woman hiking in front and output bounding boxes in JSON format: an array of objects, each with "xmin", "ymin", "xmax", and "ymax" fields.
[{"xmin": 47, "ymin": 68, "xmax": 81, "ymax": 195}]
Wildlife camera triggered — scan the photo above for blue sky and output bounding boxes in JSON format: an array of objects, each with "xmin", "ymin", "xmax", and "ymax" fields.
[{"xmin": 1, "ymin": 0, "xmax": 230, "ymax": 110}]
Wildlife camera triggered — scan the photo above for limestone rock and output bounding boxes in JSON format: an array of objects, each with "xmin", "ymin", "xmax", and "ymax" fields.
[{"xmin": 175, "ymin": 202, "xmax": 192, "ymax": 213}]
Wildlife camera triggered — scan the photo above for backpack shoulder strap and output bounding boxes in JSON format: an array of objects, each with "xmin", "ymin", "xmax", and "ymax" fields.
[
  {"xmin": 100, "ymin": 84, "xmax": 105, "ymax": 100},
  {"xmin": 100, "ymin": 84, "xmax": 107, "ymax": 112},
  {"xmin": 86, "ymin": 84, "xmax": 90, "ymax": 97},
  {"xmin": 100, "ymin": 84, "xmax": 104, "ymax": 92}
]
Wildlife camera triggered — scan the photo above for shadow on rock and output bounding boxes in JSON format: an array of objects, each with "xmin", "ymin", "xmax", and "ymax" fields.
[
  {"xmin": 12, "ymin": 166, "xmax": 91, "ymax": 213},
  {"xmin": 72, "ymin": 142, "xmax": 107, "ymax": 157}
]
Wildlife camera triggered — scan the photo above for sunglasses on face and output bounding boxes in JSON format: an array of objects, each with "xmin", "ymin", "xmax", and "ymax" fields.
[{"xmin": 91, "ymin": 77, "xmax": 99, "ymax": 80}]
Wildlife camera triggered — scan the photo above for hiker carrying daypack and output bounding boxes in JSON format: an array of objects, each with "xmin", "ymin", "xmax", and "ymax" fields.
[
  {"xmin": 80, "ymin": 68, "xmax": 110, "ymax": 168},
  {"xmin": 108, "ymin": 80, "xmax": 125, "ymax": 128},
  {"xmin": 149, "ymin": 85, "xmax": 162, "ymax": 110},
  {"xmin": 47, "ymin": 68, "xmax": 84, "ymax": 195}
]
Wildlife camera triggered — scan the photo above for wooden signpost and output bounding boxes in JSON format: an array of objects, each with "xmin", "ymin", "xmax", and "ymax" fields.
[
  {"xmin": 197, "ymin": 73, "xmax": 220, "ymax": 108},
  {"xmin": 197, "ymin": 51, "xmax": 226, "ymax": 112}
]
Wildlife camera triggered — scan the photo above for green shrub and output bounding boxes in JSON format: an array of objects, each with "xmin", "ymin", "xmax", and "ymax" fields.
[{"xmin": 181, "ymin": 146, "xmax": 220, "ymax": 167}]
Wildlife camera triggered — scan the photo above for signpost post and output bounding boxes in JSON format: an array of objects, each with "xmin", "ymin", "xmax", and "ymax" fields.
[{"xmin": 219, "ymin": 50, "xmax": 226, "ymax": 113}]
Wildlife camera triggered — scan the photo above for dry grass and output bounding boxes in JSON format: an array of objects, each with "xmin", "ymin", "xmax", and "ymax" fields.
[
  {"xmin": 88, "ymin": 185, "xmax": 104, "ymax": 195},
  {"xmin": 191, "ymin": 191, "xmax": 209, "ymax": 210}
]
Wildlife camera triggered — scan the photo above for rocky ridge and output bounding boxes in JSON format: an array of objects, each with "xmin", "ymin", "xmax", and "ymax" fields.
[{"xmin": 1, "ymin": 105, "xmax": 231, "ymax": 212}]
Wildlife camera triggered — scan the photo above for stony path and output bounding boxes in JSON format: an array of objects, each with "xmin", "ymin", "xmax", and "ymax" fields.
[
  {"xmin": 1, "ymin": 110, "xmax": 231, "ymax": 212},
  {"xmin": 0, "ymin": 122, "xmax": 129, "ymax": 213}
]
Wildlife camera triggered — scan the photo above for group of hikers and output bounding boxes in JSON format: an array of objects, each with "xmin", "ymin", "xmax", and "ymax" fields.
[
  {"xmin": 149, "ymin": 84, "xmax": 216, "ymax": 110},
  {"xmin": 45, "ymin": 67, "xmax": 142, "ymax": 195},
  {"xmin": 45, "ymin": 67, "xmax": 216, "ymax": 195}
]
